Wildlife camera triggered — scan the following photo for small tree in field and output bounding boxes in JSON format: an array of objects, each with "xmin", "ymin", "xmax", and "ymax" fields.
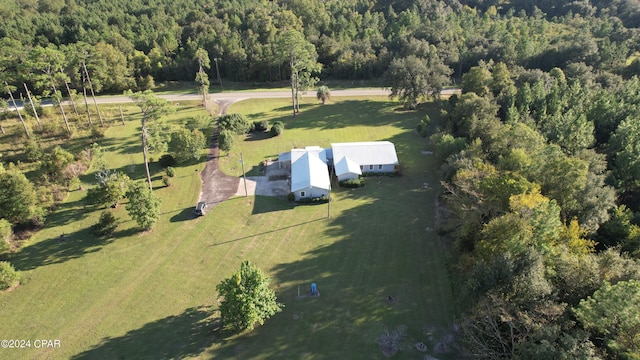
[
  {"xmin": 0, "ymin": 261, "xmax": 20, "ymax": 290},
  {"xmin": 169, "ymin": 128, "xmax": 206, "ymax": 163},
  {"xmin": 316, "ymin": 85, "xmax": 331, "ymax": 104},
  {"xmin": 216, "ymin": 260, "xmax": 283, "ymax": 332},
  {"xmin": 92, "ymin": 210, "xmax": 119, "ymax": 236},
  {"xmin": 126, "ymin": 182, "xmax": 161, "ymax": 231},
  {"xmin": 218, "ymin": 129, "xmax": 235, "ymax": 155}
]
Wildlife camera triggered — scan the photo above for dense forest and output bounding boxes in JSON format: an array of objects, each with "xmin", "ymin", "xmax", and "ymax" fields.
[
  {"xmin": 0, "ymin": 0, "xmax": 639, "ymax": 93},
  {"xmin": 2, "ymin": 0, "xmax": 640, "ymax": 358}
]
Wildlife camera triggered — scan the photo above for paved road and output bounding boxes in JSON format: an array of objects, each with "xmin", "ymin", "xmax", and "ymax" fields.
[
  {"xmin": 9, "ymin": 88, "xmax": 459, "ymax": 110},
  {"xmin": 84, "ymin": 88, "xmax": 397, "ymax": 105},
  {"xmin": 97, "ymin": 87, "xmax": 460, "ymax": 104}
]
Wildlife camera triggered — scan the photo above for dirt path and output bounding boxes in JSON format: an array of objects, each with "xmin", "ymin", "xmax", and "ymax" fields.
[{"xmin": 198, "ymin": 99, "xmax": 240, "ymax": 207}]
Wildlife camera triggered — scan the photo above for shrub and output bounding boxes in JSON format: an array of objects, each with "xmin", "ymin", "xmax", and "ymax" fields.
[
  {"xmin": 158, "ymin": 154, "xmax": 176, "ymax": 167},
  {"xmin": 218, "ymin": 129, "xmax": 235, "ymax": 154},
  {"xmin": 340, "ymin": 178, "xmax": 365, "ymax": 188},
  {"xmin": 270, "ymin": 121, "xmax": 284, "ymax": 137},
  {"xmin": 219, "ymin": 113, "xmax": 251, "ymax": 134},
  {"xmin": 185, "ymin": 115, "xmax": 212, "ymax": 131},
  {"xmin": 92, "ymin": 210, "xmax": 119, "ymax": 236},
  {"xmin": 162, "ymin": 175, "xmax": 172, "ymax": 187},
  {"xmin": 91, "ymin": 125, "xmax": 106, "ymax": 139},
  {"xmin": 0, "ymin": 219, "xmax": 11, "ymax": 254},
  {"xmin": 287, "ymin": 192, "xmax": 295, "ymax": 202},
  {"xmin": 298, "ymin": 195, "xmax": 329, "ymax": 204},
  {"xmin": 23, "ymin": 138, "xmax": 42, "ymax": 162},
  {"xmin": 166, "ymin": 166, "xmax": 175, "ymax": 177},
  {"xmin": 251, "ymin": 120, "xmax": 269, "ymax": 132},
  {"xmin": 0, "ymin": 261, "xmax": 20, "ymax": 290},
  {"xmin": 416, "ymin": 120, "xmax": 428, "ymax": 137}
]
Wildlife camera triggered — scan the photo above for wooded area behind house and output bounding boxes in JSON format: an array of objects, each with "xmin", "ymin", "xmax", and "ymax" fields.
[{"xmin": 2, "ymin": 0, "xmax": 640, "ymax": 358}]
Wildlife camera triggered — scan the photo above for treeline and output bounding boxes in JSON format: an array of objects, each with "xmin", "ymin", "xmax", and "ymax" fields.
[
  {"xmin": 435, "ymin": 61, "xmax": 640, "ymax": 357},
  {"xmin": 1, "ymin": 0, "xmax": 640, "ymax": 96}
]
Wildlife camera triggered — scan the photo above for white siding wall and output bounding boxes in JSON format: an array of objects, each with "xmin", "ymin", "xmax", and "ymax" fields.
[
  {"xmin": 295, "ymin": 187, "xmax": 329, "ymax": 201},
  {"xmin": 361, "ymin": 163, "xmax": 397, "ymax": 173},
  {"xmin": 337, "ymin": 173, "xmax": 360, "ymax": 181}
]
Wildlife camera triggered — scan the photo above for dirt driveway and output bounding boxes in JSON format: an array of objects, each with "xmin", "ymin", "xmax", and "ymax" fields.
[{"xmin": 198, "ymin": 100, "xmax": 240, "ymax": 207}]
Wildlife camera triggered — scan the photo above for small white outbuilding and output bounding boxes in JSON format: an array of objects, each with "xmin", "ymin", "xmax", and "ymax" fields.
[{"xmin": 334, "ymin": 156, "xmax": 362, "ymax": 181}]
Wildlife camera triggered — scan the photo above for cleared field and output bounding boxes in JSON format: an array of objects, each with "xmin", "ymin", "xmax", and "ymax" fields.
[{"xmin": 0, "ymin": 96, "xmax": 454, "ymax": 359}]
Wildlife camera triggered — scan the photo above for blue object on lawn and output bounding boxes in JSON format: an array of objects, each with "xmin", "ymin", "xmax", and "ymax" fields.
[{"xmin": 311, "ymin": 283, "xmax": 317, "ymax": 295}]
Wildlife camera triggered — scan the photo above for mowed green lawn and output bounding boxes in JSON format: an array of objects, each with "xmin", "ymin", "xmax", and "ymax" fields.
[{"xmin": 0, "ymin": 96, "xmax": 454, "ymax": 359}]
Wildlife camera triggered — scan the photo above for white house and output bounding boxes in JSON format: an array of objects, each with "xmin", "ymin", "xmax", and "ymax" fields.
[
  {"xmin": 331, "ymin": 141, "xmax": 399, "ymax": 179},
  {"xmin": 290, "ymin": 151, "xmax": 330, "ymax": 201}
]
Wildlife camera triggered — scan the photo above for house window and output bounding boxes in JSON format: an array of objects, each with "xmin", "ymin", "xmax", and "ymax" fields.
[
  {"xmin": 378, "ymin": 165, "xmax": 383, "ymax": 170},
  {"xmin": 300, "ymin": 191, "xmax": 306, "ymax": 197},
  {"xmin": 369, "ymin": 165, "xmax": 373, "ymax": 170},
  {"xmin": 360, "ymin": 165, "xmax": 363, "ymax": 170}
]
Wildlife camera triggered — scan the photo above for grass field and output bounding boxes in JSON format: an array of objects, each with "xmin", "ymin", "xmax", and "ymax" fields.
[{"xmin": 0, "ymin": 95, "xmax": 455, "ymax": 359}]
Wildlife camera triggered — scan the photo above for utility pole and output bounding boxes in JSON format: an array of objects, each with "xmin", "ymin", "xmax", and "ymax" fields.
[
  {"xmin": 240, "ymin": 152, "xmax": 248, "ymax": 197},
  {"xmin": 327, "ymin": 166, "xmax": 332, "ymax": 218},
  {"xmin": 213, "ymin": 58, "xmax": 223, "ymax": 91}
]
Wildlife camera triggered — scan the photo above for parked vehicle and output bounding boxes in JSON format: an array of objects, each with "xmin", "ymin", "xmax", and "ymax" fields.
[{"xmin": 194, "ymin": 201, "xmax": 207, "ymax": 216}]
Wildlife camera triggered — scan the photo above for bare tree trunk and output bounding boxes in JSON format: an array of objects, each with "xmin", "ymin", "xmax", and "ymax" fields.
[
  {"xmin": 62, "ymin": 74, "xmax": 80, "ymax": 119},
  {"xmin": 50, "ymin": 80, "xmax": 71, "ymax": 135},
  {"xmin": 294, "ymin": 72, "xmax": 300, "ymax": 113},
  {"xmin": 6, "ymin": 82, "xmax": 29, "ymax": 138},
  {"xmin": 119, "ymin": 105, "xmax": 125, "ymax": 125},
  {"xmin": 83, "ymin": 83, "xmax": 93, "ymax": 126},
  {"xmin": 82, "ymin": 61, "xmax": 104, "ymax": 126},
  {"xmin": 24, "ymin": 84, "xmax": 43, "ymax": 131},
  {"xmin": 290, "ymin": 59, "xmax": 296, "ymax": 118},
  {"xmin": 141, "ymin": 119, "xmax": 153, "ymax": 190}
]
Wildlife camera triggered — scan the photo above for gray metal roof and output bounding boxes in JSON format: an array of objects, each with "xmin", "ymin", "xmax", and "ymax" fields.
[{"xmin": 331, "ymin": 141, "xmax": 399, "ymax": 166}]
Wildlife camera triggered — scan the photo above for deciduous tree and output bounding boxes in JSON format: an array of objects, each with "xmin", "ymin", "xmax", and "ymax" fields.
[
  {"xmin": 384, "ymin": 52, "xmax": 452, "ymax": 109},
  {"xmin": 574, "ymin": 280, "xmax": 640, "ymax": 357},
  {"xmin": 169, "ymin": 128, "xmax": 206, "ymax": 163},
  {"xmin": 125, "ymin": 182, "xmax": 161, "ymax": 231},
  {"xmin": 0, "ymin": 171, "xmax": 41, "ymax": 225},
  {"xmin": 216, "ymin": 260, "xmax": 283, "ymax": 332}
]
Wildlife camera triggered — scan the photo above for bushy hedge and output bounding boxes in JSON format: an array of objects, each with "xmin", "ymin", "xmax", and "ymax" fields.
[
  {"xmin": 0, "ymin": 261, "xmax": 20, "ymax": 290},
  {"xmin": 251, "ymin": 120, "xmax": 269, "ymax": 132},
  {"xmin": 362, "ymin": 171, "xmax": 397, "ymax": 177},
  {"xmin": 219, "ymin": 113, "xmax": 251, "ymax": 134},
  {"xmin": 158, "ymin": 154, "xmax": 176, "ymax": 167},
  {"xmin": 270, "ymin": 121, "xmax": 284, "ymax": 137},
  {"xmin": 297, "ymin": 195, "xmax": 329, "ymax": 204},
  {"xmin": 339, "ymin": 178, "xmax": 365, "ymax": 188}
]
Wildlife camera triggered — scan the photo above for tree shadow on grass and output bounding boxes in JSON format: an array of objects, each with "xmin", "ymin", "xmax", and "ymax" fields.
[
  {"xmin": 251, "ymin": 195, "xmax": 294, "ymax": 215},
  {"xmin": 244, "ymin": 131, "xmax": 272, "ymax": 142},
  {"xmin": 9, "ymin": 226, "xmax": 114, "ymax": 271},
  {"xmin": 45, "ymin": 198, "xmax": 92, "ymax": 229},
  {"xmin": 70, "ymin": 306, "xmax": 220, "ymax": 360},
  {"xmin": 170, "ymin": 207, "xmax": 196, "ymax": 222}
]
